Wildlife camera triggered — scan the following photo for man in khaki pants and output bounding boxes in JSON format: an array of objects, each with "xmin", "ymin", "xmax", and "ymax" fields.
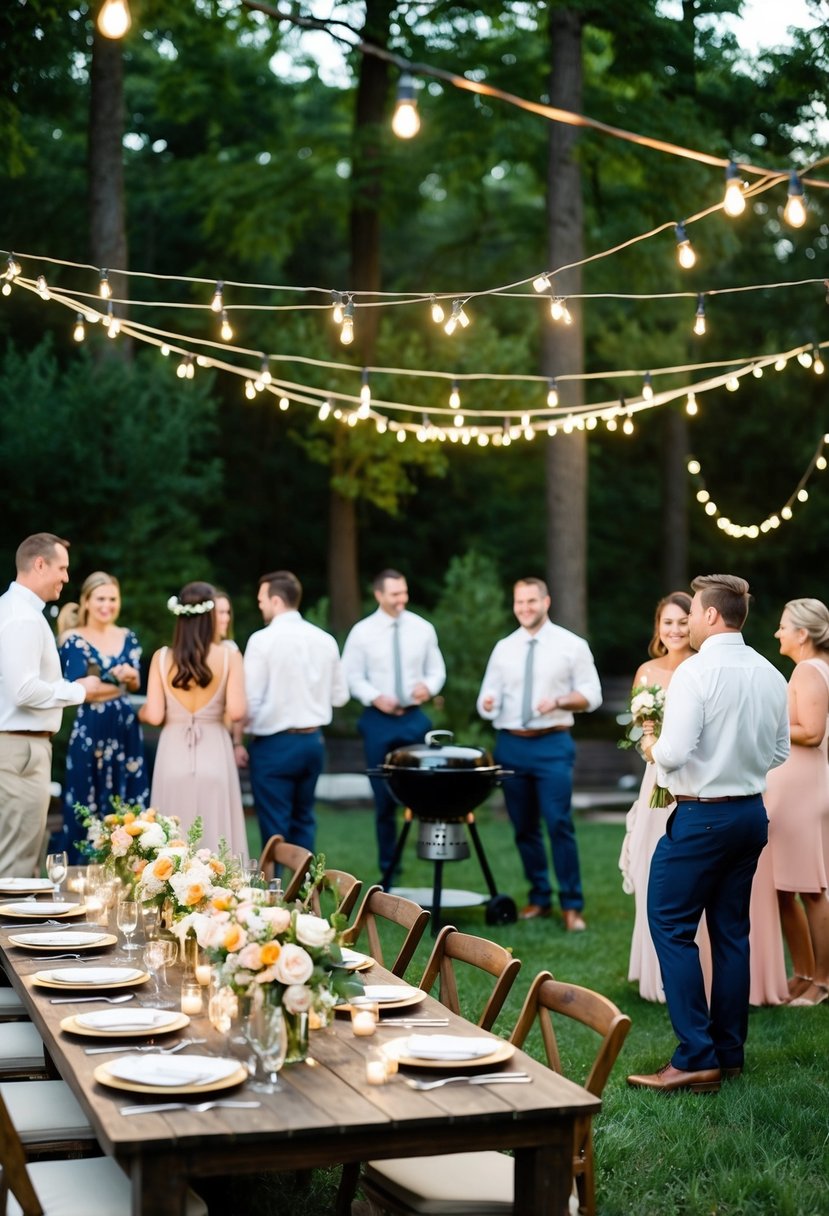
[{"xmin": 0, "ymin": 533, "xmax": 104, "ymax": 877}]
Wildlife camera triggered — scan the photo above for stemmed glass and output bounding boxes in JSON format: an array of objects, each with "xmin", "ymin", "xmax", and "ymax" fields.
[
  {"xmin": 243, "ymin": 1000, "xmax": 288, "ymax": 1093},
  {"xmin": 46, "ymin": 850, "xmax": 68, "ymax": 898},
  {"xmin": 141, "ymin": 939, "xmax": 177, "ymax": 1009},
  {"xmin": 116, "ymin": 892, "xmax": 139, "ymax": 954}
]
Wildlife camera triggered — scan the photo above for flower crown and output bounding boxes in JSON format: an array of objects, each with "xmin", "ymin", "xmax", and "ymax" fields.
[{"xmin": 167, "ymin": 595, "xmax": 215, "ymax": 617}]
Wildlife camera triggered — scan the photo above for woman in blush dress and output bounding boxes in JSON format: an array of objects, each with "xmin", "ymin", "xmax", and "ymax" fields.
[
  {"xmin": 139, "ymin": 582, "xmax": 247, "ymax": 856},
  {"xmin": 58, "ymin": 572, "xmax": 147, "ymax": 863},
  {"xmin": 765, "ymin": 598, "xmax": 829, "ymax": 1006}
]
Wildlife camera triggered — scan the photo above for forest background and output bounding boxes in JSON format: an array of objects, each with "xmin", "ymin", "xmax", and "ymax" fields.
[{"xmin": 2, "ymin": 0, "xmax": 828, "ymax": 742}]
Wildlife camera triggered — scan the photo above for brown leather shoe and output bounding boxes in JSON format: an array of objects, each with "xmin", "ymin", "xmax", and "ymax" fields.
[
  {"xmin": 721, "ymin": 1066, "xmax": 743, "ymax": 1080},
  {"xmin": 562, "ymin": 908, "xmax": 587, "ymax": 932},
  {"xmin": 627, "ymin": 1062, "xmax": 721, "ymax": 1093},
  {"xmin": 518, "ymin": 904, "xmax": 551, "ymax": 920}
]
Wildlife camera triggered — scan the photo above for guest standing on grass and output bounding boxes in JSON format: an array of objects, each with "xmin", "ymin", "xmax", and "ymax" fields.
[
  {"xmin": 477, "ymin": 577, "xmax": 602, "ymax": 931},
  {"xmin": 628, "ymin": 574, "xmax": 789, "ymax": 1094},
  {"xmin": 58, "ymin": 571, "xmax": 147, "ymax": 863}
]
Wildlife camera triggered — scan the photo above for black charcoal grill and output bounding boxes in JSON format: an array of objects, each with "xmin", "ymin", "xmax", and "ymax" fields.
[{"xmin": 368, "ymin": 730, "xmax": 517, "ymax": 933}]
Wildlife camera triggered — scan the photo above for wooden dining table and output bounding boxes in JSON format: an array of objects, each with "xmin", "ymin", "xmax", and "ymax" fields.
[{"xmin": 0, "ymin": 898, "xmax": 600, "ymax": 1216}]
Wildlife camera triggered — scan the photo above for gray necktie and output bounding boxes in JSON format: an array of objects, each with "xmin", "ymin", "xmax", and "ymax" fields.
[
  {"xmin": 392, "ymin": 620, "xmax": 406, "ymax": 704},
  {"xmin": 521, "ymin": 638, "xmax": 537, "ymax": 726}
]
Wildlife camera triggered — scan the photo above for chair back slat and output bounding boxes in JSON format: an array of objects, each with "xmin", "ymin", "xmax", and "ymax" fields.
[
  {"xmin": 420, "ymin": 925, "xmax": 521, "ymax": 1031},
  {"xmin": 257, "ymin": 835, "xmax": 312, "ymax": 903},
  {"xmin": 342, "ymin": 886, "xmax": 430, "ymax": 978},
  {"xmin": 309, "ymin": 870, "xmax": 362, "ymax": 922}
]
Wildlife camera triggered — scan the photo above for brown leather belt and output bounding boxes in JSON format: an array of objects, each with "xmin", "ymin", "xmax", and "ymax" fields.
[
  {"xmin": 505, "ymin": 726, "xmax": 570, "ymax": 738},
  {"xmin": 0, "ymin": 729, "xmax": 54, "ymax": 739},
  {"xmin": 282, "ymin": 727, "xmax": 320, "ymax": 735},
  {"xmin": 675, "ymin": 793, "xmax": 758, "ymax": 803}
]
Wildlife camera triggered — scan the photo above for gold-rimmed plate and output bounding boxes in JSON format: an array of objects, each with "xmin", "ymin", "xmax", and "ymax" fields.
[
  {"xmin": 33, "ymin": 966, "xmax": 149, "ymax": 990},
  {"xmin": 61, "ymin": 1009, "xmax": 190, "ymax": 1038},
  {"xmin": 336, "ymin": 948, "xmax": 375, "ymax": 972},
  {"xmin": 1, "ymin": 901, "xmax": 87, "ymax": 920},
  {"xmin": 335, "ymin": 985, "xmax": 426, "ymax": 1015},
  {"xmin": 389, "ymin": 1037, "xmax": 515, "ymax": 1071},
  {"xmin": 93, "ymin": 1055, "xmax": 247, "ymax": 1095},
  {"xmin": 9, "ymin": 931, "xmax": 117, "ymax": 952}
]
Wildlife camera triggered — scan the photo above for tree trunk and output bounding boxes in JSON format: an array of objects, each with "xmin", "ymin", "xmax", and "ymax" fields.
[
  {"xmin": 543, "ymin": 9, "xmax": 587, "ymax": 633},
  {"xmin": 661, "ymin": 407, "xmax": 689, "ymax": 590},
  {"xmin": 88, "ymin": 19, "xmax": 130, "ymax": 361},
  {"xmin": 328, "ymin": 487, "xmax": 362, "ymax": 636}
]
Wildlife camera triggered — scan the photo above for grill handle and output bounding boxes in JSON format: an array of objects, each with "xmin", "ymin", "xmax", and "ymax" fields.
[{"xmin": 425, "ymin": 729, "xmax": 454, "ymax": 747}]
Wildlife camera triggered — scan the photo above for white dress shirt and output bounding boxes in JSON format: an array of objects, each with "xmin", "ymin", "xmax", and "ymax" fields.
[
  {"xmin": 652, "ymin": 632, "xmax": 790, "ymax": 797},
  {"xmin": 0, "ymin": 581, "xmax": 85, "ymax": 732},
  {"xmin": 342, "ymin": 608, "xmax": 446, "ymax": 707},
  {"xmin": 243, "ymin": 611, "xmax": 348, "ymax": 735},
  {"xmin": 477, "ymin": 619, "xmax": 602, "ymax": 730}
]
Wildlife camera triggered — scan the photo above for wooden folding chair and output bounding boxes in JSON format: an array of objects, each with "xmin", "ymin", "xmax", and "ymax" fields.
[
  {"xmin": 341, "ymin": 884, "xmax": 430, "ymax": 978},
  {"xmin": 308, "ymin": 869, "xmax": 362, "ymax": 921},
  {"xmin": 257, "ymin": 834, "xmax": 312, "ymax": 903},
  {"xmin": 418, "ymin": 924, "xmax": 521, "ymax": 1031}
]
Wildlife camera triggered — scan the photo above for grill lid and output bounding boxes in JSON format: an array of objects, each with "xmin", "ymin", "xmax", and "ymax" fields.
[{"xmin": 383, "ymin": 730, "xmax": 496, "ymax": 771}]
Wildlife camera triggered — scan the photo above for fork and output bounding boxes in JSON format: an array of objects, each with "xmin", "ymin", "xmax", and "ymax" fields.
[
  {"xmin": 119, "ymin": 1100, "xmax": 261, "ymax": 1116},
  {"xmin": 404, "ymin": 1073, "xmax": 531, "ymax": 1091},
  {"xmin": 84, "ymin": 1038, "xmax": 207, "ymax": 1056},
  {"xmin": 50, "ymin": 993, "xmax": 135, "ymax": 1005},
  {"xmin": 37, "ymin": 953, "xmax": 89, "ymax": 961}
]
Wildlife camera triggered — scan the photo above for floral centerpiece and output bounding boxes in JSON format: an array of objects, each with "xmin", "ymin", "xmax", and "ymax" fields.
[
  {"xmin": 186, "ymin": 855, "xmax": 364, "ymax": 1062},
  {"xmin": 75, "ymin": 797, "xmax": 186, "ymax": 888},
  {"xmin": 617, "ymin": 683, "xmax": 671, "ymax": 808}
]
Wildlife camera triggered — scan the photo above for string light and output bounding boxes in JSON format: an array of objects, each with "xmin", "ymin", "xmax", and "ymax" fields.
[
  {"xmin": 99, "ymin": 270, "xmax": 112, "ymax": 300},
  {"xmin": 784, "ymin": 172, "xmax": 806, "ymax": 228},
  {"xmin": 220, "ymin": 310, "xmax": 233, "ymax": 341},
  {"xmin": 72, "ymin": 312, "xmax": 85, "ymax": 343},
  {"xmin": 449, "ymin": 380, "xmax": 461, "ymax": 409},
  {"xmin": 5, "ymin": 255, "xmax": 21, "ymax": 280},
  {"xmin": 533, "ymin": 273, "xmax": 551, "ymax": 293},
  {"xmin": 686, "ymin": 391, "xmax": 698, "ymax": 415},
  {"xmin": 693, "ymin": 294, "xmax": 706, "ymax": 336},
  {"xmin": 210, "ymin": 282, "xmax": 224, "ymax": 313},
  {"xmin": 279, "ymin": 396, "xmax": 290, "ymax": 411},
  {"xmin": 36, "ymin": 275, "xmax": 50, "ymax": 300},
  {"xmin": 723, "ymin": 161, "xmax": 746, "ymax": 217},
  {"xmin": 106, "ymin": 302, "xmax": 120, "ymax": 337},
  {"xmin": 259, "ymin": 355, "xmax": 272, "ymax": 385},
  {"xmin": 444, "ymin": 299, "xmax": 470, "ymax": 336},
  {"xmin": 318, "ymin": 399, "xmax": 331, "ymax": 421},
  {"xmin": 359, "ymin": 369, "xmax": 371, "ymax": 418},
  {"xmin": 331, "ymin": 292, "xmax": 344, "ymax": 325},
  {"xmin": 726, "ymin": 376, "xmax": 740, "ymax": 391},
  {"xmin": 97, "ymin": 0, "xmax": 131, "ymax": 39},
  {"xmin": 814, "ymin": 349, "xmax": 825, "ymax": 374},
  {"xmin": 244, "ymin": 379, "xmax": 256, "ymax": 400},
  {"xmin": 392, "ymin": 73, "xmax": 420, "ymax": 139},
  {"xmin": 340, "ymin": 297, "xmax": 355, "ymax": 345},
  {"xmin": 176, "ymin": 354, "xmax": 194, "ymax": 379},
  {"xmin": 675, "ymin": 222, "xmax": 697, "ymax": 269},
  {"xmin": 397, "ymin": 427, "xmax": 407, "ymax": 443},
  {"xmin": 430, "ymin": 296, "xmax": 445, "ymax": 324},
  {"xmin": 797, "ymin": 350, "xmax": 813, "ymax": 368},
  {"xmin": 550, "ymin": 298, "xmax": 572, "ymax": 324},
  {"xmin": 752, "ymin": 364, "xmax": 763, "ymax": 378},
  {"xmin": 642, "ymin": 372, "xmax": 653, "ymax": 401},
  {"xmin": 546, "ymin": 378, "xmax": 559, "ymax": 408}
]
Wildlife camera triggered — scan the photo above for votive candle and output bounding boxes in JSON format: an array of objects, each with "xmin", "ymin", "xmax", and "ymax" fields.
[{"xmin": 181, "ymin": 981, "xmax": 203, "ymax": 1015}]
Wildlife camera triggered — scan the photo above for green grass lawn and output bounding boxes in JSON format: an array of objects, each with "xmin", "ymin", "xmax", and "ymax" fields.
[{"xmin": 225, "ymin": 801, "xmax": 829, "ymax": 1216}]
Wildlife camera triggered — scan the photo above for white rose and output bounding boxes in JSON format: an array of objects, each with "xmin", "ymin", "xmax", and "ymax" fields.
[
  {"xmin": 294, "ymin": 913, "xmax": 335, "ymax": 949},
  {"xmin": 282, "ymin": 984, "xmax": 313, "ymax": 1013},
  {"xmin": 273, "ymin": 943, "xmax": 314, "ymax": 986},
  {"xmin": 137, "ymin": 823, "xmax": 166, "ymax": 852}
]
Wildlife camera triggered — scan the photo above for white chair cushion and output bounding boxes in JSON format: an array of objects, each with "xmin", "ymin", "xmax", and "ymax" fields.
[
  {"xmin": 0, "ymin": 988, "xmax": 27, "ymax": 1018},
  {"xmin": 0, "ymin": 1080, "xmax": 94, "ymax": 1141},
  {"xmin": 366, "ymin": 1151, "xmax": 514, "ymax": 1214},
  {"xmin": 7, "ymin": 1156, "xmax": 208, "ymax": 1216},
  {"xmin": 0, "ymin": 1021, "xmax": 45, "ymax": 1071}
]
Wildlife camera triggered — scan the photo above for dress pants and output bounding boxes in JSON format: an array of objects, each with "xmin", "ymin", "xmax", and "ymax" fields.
[
  {"xmin": 0, "ymin": 735, "xmax": 52, "ymax": 879},
  {"xmin": 248, "ymin": 730, "xmax": 324, "ymax": 853},
  {"xmin": 493, "ymin": 730, "xmax": 582, "ymax": 910},
  {"xmin": 358, "ymin": 706, "xmax": 431, "ymax": 875},
  {"xmin": 647, "ymin": 796, "xmax": 768, "ymax": 1072}
]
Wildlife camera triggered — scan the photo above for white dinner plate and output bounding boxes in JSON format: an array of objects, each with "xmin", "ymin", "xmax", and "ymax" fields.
[
  {"xmin": 62, "ymin": 1009, "xmax": 189, "ymax": 1038},
  {"xmin": 336, "ymin": 985, "xmax": 426, "ymax": 1015},
  {"xmin": 33, "ymin": 966, "xmax": 149, "ymax": 990},
  {"xmin": 389, "ymin": 1036, "xmax": 515, "ymax": 1071},
  {"xmin": 0, "ymin": 878, "xmax": 55, "ymax": 894},
  {"xmin": 94, "ymin": 1054, "xmax": 247, "ymax": 1094},
  {"xmin": 0, "ymin": 901, "xmax": 86, "ymax": 919},
  {"xmin": 9, "ymin": 931, "xmax": 116, "ymax": 951}
]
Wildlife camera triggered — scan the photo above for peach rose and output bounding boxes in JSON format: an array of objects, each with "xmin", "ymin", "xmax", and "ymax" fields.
[
  {"xmin": 260, "ymin": 942, "xmax": 281, "ymax": 967},
  {"xmin": 273, "ymin": 943, "xmax": 314, "ymax": 986},
  {"xmin": 184, "ymin": 883, "xmax": 205, "ymax": 906},
  {"xmin": 223, "ymin": 924, "xmax": 248, "ymax": 952},
  {"xmin": 261, "ymin": 906, "xmax": 291, "ymax": 933},
  {"xmin": 237, "ymin": 943, "xmax": 263, "ymax": 970},
  {"xmin": 125, "ymin": 821, "xmax": 144, "ymax": 837},
  {"xmin": 282, "ymin": 984, "xmax": 313, "ymax": 1014},
  {"xmin": 208, "ymin": 858, "xmax": 226, "ymax": 876},
  {"xmin": 152, "ymin": 856, "xmax": 175, "ymax": 881}
]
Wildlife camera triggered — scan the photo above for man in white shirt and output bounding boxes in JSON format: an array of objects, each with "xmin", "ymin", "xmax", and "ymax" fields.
[
  {"xmin": 478, "ymin": 577, "xmax": 602, "ymax": 929},
  {"xmin": 342, "ymin": 569, "xmax": 446, "ymax": 882},
  {"xmin": 238, "ymin": 570, "xmax": 348, "ymax": 852},
  {"xmin": 628, "ymin": 574, "xmax": 789, "ymax": 1094},
  {"xmin": 0, "ymin": 533, "xmax": 105, "ymax": 877}
]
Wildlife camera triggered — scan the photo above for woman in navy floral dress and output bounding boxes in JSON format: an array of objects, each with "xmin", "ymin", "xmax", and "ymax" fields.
[{"xmin": 58, "ymin": 572, "xmax": 148, "ymax": 862}]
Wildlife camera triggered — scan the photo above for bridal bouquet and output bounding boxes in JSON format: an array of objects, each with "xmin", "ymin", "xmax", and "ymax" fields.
[
  {"xmin": 617, "ymin": 683, "xmax": 671, "ymax": 808},
  {"xmin": 75, "ymin": 797, "xmax": 186, "ymax": 887}
]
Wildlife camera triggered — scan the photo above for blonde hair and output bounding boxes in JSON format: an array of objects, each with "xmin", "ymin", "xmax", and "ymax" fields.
[
  {"xmin": 58, "ymin": 572, "xmax": 121, "ymax": 636},
  {"xmin": 648, "ymin": 592, "xmax": 692, "ymax": 659},
  {"xmin": 784, "ymin": 598, "xmax": 829, "ymax": 651}
]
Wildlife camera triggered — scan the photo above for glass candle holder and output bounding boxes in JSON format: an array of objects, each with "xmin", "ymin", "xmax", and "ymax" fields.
[
  {"xmin": 365, "ymin": 1047, "xmax": 388, "ymax": 1086},
  {"xmin": 181, "ymin": 979, "xmax": 204, "ymax": 1016},
  {"xmin": 351, "ymin": 1001, "xmax": 379, "ymax": 1037}
]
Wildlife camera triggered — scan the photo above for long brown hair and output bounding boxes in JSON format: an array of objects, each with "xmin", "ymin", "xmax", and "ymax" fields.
[
  {"xmin": 648, "ymin": 591, "xmax": 692, "ymax": 659},
  {"xmin": 170, "ymin": 581, "xmax": 216, "ymax": 690}
]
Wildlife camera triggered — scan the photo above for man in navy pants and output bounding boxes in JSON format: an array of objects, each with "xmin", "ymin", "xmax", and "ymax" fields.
[{"xmin": 629, "ymin": 574, "xmax": 789, "ymax": 1093}]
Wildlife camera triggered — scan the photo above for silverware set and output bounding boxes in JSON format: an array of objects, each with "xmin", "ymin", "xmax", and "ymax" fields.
[
  {"xmin": 119, "ymin": 1100, "xmax": 261, "ymax": 1116},
  {"xmin": 50, "ymin": 993, "xmax": 135, "ymax": 1005},
  {"xmin": 378, "ymin": 1018, "xmax": 450, "ymax": 1027},
  {"xmin": 84, "ymin": 1037, "xmax": 207, "ymax": 1056},
  {"xmin": 404, "ymin": 1072, "xmax": 531, "ymax": 1091}
]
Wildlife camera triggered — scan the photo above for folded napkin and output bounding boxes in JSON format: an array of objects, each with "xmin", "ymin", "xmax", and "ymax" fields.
[
  {"xmin": 337, "ymin": 948, "xmax": 371, "ymax": 970},
  {"xmin": 106, "ymin": 1054, "xmax": 239, "ymax": 1088},
  {"xmin": 49, "ymin": 967, "xmax": 143, "ymax": 985},
  {"xmin": 357, "ymin": 985, "xmax": 420, "ymax": 1004},
  {"xmin": 76, "ymin": 1008, "xmax": 179, "ymax": 1031},
  {"xmin": 404, "ymin": 1035, "xmax": 497, "ymax": 1061}
]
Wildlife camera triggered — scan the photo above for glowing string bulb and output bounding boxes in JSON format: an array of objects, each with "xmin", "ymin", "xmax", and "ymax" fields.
[
  {"xmin": 279, "ymin": 397, "xmax": 289, "ymax": 411},
  {"xmin": 693, "ymin": 295, "xmax": 706, "ymax": 336},
  {"xmin": 813, "ymin": 349, "xmax": 824, "ymax": 375},
  {"xmin": 752, "ymin": 364, "xmax": 763, "ymax": 378},
  {"xmin": 1, "ymin": 281, "xmax": 10, "ymax": 297},
  {"xmin": 358, "ymin": 369, "xmax": 371, "ymax": 418},
  {"xmin": 797, "ymin": 488, "xmax": 809, "ymax": 502},
  {"xmin": 99, "ymin": 270, "xmax": 112, "ymax": 300},
  {"xmin": 586, "ymin": 416, "xmax": 597, "ymax": 430},
  {"xmin": 546, "ymin": 378, "xmax": 559, "ymax": 408},
  {"xmin": 687, "ymin": 459, "xmax": 701, "ymax": 475},
  {"xmin": 449, "ymin": 381, "xmax": 461, "ymax": 409},
  {"xmin": 686, "ymin": 392, "xmax": 698, "ymax": 416},
  {"xmin": 781, "ymin": 506, "xmax": 793, "ymax": 520},
  {"xmin": 244, "ymin": 379, "xmax": 256, "ymax": 400},
  {"xmin": 454, "ymin": 413, "xmax": 464, "ymax": 427},
  {"xmin": 97, "ymin": 0, "xmax": 131, "ymax": 39},
  {"xmin": 532, "ymin": 273, "xmax": 551, "ymax": 294},
  {"xmin": 697, "ymin": 489, "xmax": 710, "ymax": 504},
  {"xmin": 220, "ymin": 310, "xmax": 233, "ymax": 341},
  {"xmin": 430, "ymin": 296, "xmax": 445, "ymax": 324},
  {"xmin": 36, "ymin": 275, "xmax": 50, "ymax": 300},
  {"xmin": 705, "ymin": 501, "xmax": 717, "ymax": 516},
  {"xmin": 106, "ymin": 303, "xmax": 120, "ymax": 337},
  {"xmin": 259, "ymin": 356, "xmax": 272, "ymax": 385},
  {"xmin": 73, "ymin": 313, "xmax": 85, "ymax": 343},
  {"xmin": 341, "ymin": 299, "xmax": 355, "ymax": 345},
  {"xmin": 392, "ymin": 73, "xmax": 420, "ymax": 139},
  {"xmin": 397, "ymin": 428, "xmax": 407, "ymax": 443},
  {"xmin": 331, "ymin": 292, "xmax": 344, "ymax": 325},
  {"xmin": 784, "ymin": 172, "xmax": 806, "ymax": 228},
  {"xmin": 444, "ymin": 300, "xmax": 470, "ymax": 336},
  {"xmin": 5, "ymin": 255, "xmax": 21, "ymax": 279},
  {"xmin": 160, "ymin": 344, "xmax": 171, "ymax": 357},
  {"xmin": 816, "ymin": 455, "xmax": 827, "ymax": 471},
  {"xmin": 623, "ymin": 415, "xmax": 634, "ymax": 436},
  {"xmin": 675, "ymin": 222, "xmax": 696, "ymax": 269},
  {"xmin": 797, "ymin": 350, "xmax": 812, "ymax": 368},
  {"xmin": 642, "ymin": 372, "xmax": 653, "ymax": 401},
  {"xmin": 726, "ymin": 376, "xmax": 740, "ymax": 392},
  {"xmin": 723, "ymin": 161, "xmax": 746, "ymax": 217},
  {"xmin": 210, "ymin": 282, "xmax": 224, "ymax": 313},
  {"xmin": 318, "ymin": 400, "xmax": 331, "ymax": 421},
  {"xmin": 775, "ymin": 357, "xmax": 787, "ymax": 371}
]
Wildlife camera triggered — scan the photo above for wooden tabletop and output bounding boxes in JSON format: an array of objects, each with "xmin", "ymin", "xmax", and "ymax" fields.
[{"xmin": 1, "ymin": 900, "xmax": 599, "ymax": 1216}]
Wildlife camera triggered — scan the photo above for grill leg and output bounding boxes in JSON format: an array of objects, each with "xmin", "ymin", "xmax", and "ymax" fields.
[
  {"xmin": 466, "ymin": 813, "xmax": 501, "ymax": 898},
  {"xmin": 380, "ymin": 810, "xmax": 413, "ymax": 890},
  {"xmin": 430, "ymin": 860, "xmax": 444, "ymax": 936}
]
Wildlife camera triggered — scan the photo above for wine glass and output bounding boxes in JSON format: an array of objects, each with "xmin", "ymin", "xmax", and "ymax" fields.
[
  {"xmin": 116, "ymin": 893, "xmax": 139, "ymax": 954},
  {"xmin": 140, "ymin": 939, "xmax": 177, "ymax": 1008},
  {"xmin": 141, "ymin": 903, "xmax": 160, "ymax": 943},
  {"xmin": 46, "ymin": 851, "xmax": 68, "ymax": 897},
  {"xmin": 243, "ymin": 1000, "xmax": 288, "ymax": 1093}
]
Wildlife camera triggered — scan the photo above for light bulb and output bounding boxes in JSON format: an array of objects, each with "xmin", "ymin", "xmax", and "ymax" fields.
[
  {"xmin": 430, "ymin": 296, "xmax": 445, "ymax": 324},
  {"xmin": 686, "ymin": 392, "xmax": 698, "ymax": 415},
  {"xmin": 705, "ymin": 501, "xmax": 717, "ymax": 515},
  {"xmin": 73, "ymin": 313, "xmax": 85, "ymax": 343},
  {"xmin": 106, "ymin": 304, "xmax": 120, "ymax": 337},
  {"xmin": 444, "ymin": 300, "xmax": 468, "ymax": 335},
  {"xmin": 341, "ymin": 300, "xmax": 355, "ymax": 345},
  {"xmin": 675, "ymin": 223, "xmax": 696, "ymax": 269},
  {"xmin": 586, "ymin": 416, "xmax": 597, "ymax": 430},
  {"xmin": 752, "ymin": 364, "xmax": 763, "ymax": 378},
  {"xmin": 318, "ymin": 400, "xmax": 331, "ymax": 421},
  {"xmin": 774, "ymin": 356, "xmax": 787, "ymax": 371},
  {"xmin": 781, "ymin": 506, "xmax": 793, "ymax": 520},
  {"xmin": 392, "ymin": 74, "xmax": 420, "ymax": 139},
  {"xmin": 697, "ymin": 489, "xmax": 710, "ymax": 503},
  {"xmin": 546, "ymin": 379, "xmax": 559, "ymax": 408},
  {"xmin": 798, "ymin": 488, "xmax": 809, "ymax": 502},
  {"xmin": 687, "ymin": 459, "xmax": 701, "ymax": 475},
  {"xmin": 244, "ymin": 380, "xmax": 256, "ymax": 400},
  {"xmin": 5, "ymin": 255, "xmax": 21, "ymax": 279},
  {"xmin": 817, "ymin": 455, "xmax": 827, "ymax": 471},
  {"xmin": 160, "ymin": 344, "xmax": 171, "ymax": 357},
  {"xmin": 36, "ymin": 275, "xmax": 50, "ymax": 300},
  {"xmin": 726, "ymin": 376, "xmax": 740, "ymax": 392},
  {"xmin": 784, "ymin": 172, "xmax": 806, "ymax": 228},
  {"xmin": 550, "ymin": 298, "xmax": 564, "ymax": 322},
  {"xmin": 376, "ymin": 416, "xmax": 387, "ymax": 433},
  {"xmin": 259, "ymin": 356, "xmax": 271, "ymax": 385},
  {"xmin": 562, "ymin": 304, "xmax": 573, "ymax": 326},
  {"xmin": 642, "ymin": 373, "xmax": 653, "ymax": 401},
  {"xmin": 693, "ymin": 295, "xmax": 706, "ymax": 336},
  {"xmin": 449, "ymin": 381, "xmax": 460, "ymax": 409},
  {"xmin": 220, "ymin": 310, "xmax": 233, "ymax": 341},
  {"xmin": 797, "ymin": 350, "xmax": 813, "ymax": 368},
  {"xmin": 176, "ymin": 359, "xmax": 188, "ymax": 379},
  {"xmin": 397, "ymin": 428, "xmax": 407, "ymax": 443},
  {"xmin": 458, "ymin": 306, "xmax": 470, "ymax": 328},
  {"xmin": 623, "ymin": 416, "xmax": 634, "ymax": 435},
  {"xmin": 99, "ymin": 270, "xmax": 111, "ymax": 299},
  {"xmin": 454, "ymin": 413, "xmax": 464, "ymax": 427},
  {"xmin": 360, "ymin": 370, "xmax": 371, "ymax": 408},
  {"xmin": 723, "ymin": 161, "xmax": 746, "ymax": 217},
  {"xmin": 605, "ymin": 417, "xmax": 617, "ymax": 431},
  {"xmin": 814, "ymin": 353, "xmax": 825, "ymax": 375},
  {"xmin": 1, "ymin": 282, "xmax": 10, "ymax": 296},
  {"xmin": 279, "ymin": 397, "xmax": 289, "ymax": 411},
  {"xmin": 98, "ymin": 0, "xmax": 131, "ymax": 38},
  {"xmin": 211, "ymin": 282, "xmax": 224, "ymax": 312},
  {"xmin": 532, "ymin": 273, "xmax": 551, "ymax": 293},
  {"xmin": 186, "ymin": 359, "xmax": 194, "ymax": 380},
  {"xmin": 331, "ymin": 292, "xmax": 344, "ymax": 325}
]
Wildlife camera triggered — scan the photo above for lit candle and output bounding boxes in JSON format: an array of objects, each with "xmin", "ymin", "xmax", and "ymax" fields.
[
  {"xmin": 181, "ymin": 982, "xmax": 203, "ymax": 1015},
  {"xmin": 195, "ymin": 963, "xmax": 212, "ymax": 987},
  {"xmin": 352, "ymin": 1009, "xmax": 376, "ymax": 1036},
  {"xmin": 366, "ymin": 1058, "xmax": 387, "ymax": 1085}
]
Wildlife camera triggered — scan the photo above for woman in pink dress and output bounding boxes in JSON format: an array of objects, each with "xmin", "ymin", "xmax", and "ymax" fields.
[
  {"xmin": 765, "ymin": 598, "xmax": 829, "ymax": 1006},
  {"xmin": 139, "ymin": 582, "xmax": 248, "ymax": 856}
]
